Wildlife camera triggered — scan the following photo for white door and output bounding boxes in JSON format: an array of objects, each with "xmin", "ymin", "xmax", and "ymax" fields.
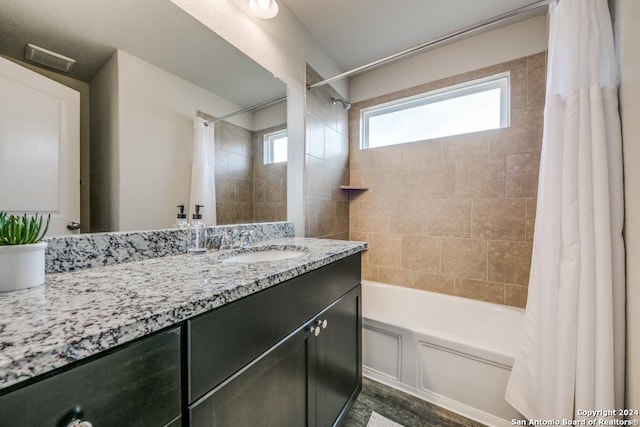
[{"xmin": 0, "ymin": 56, "xmax": 80, "ymax": 236}]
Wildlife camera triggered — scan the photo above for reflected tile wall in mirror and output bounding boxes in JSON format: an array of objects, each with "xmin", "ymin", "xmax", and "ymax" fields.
[
  {"xmin": 214, "ymin": 120, "xmax": 287, "ymax": 225},
  {"xmin": 253, "ymin": 124, "xmax": 288, "ymax": 223}
]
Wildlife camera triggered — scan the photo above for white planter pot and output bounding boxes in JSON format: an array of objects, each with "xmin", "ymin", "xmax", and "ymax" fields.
[{"xmin": 0, "ymin": 242, "xmax": 47, "ymax": 292}]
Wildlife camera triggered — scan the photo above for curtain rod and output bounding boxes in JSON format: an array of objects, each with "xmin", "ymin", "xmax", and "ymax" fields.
[
  {"xmin": 206, "ymin": 95, "xmax": 287, "ymax": 124},
  {"xmin": 308, "ymin": 0, "xmax": 553, "ymax": 91}
]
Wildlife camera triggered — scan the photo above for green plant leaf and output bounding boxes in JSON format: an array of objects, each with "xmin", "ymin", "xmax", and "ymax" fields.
[
  {"xmin": 38, "ymin": 214, "xmax": 51, "ymax": 243},
  {"xmin": 21, "ymin": 214, "xmax": 29, "ymax": 243},
  {"xmin": 0, "ymin": 212, "xmax": 51, "ymax": 245}
]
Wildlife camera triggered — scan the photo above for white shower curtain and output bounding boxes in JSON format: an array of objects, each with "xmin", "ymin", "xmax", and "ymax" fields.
[
  {"xmin": 189, "ymin": 117, "xmax": 217, "ymax": 225},
  {"xmin": 505, "ymin": 0, "xmax": 625, "ymax": 420}
]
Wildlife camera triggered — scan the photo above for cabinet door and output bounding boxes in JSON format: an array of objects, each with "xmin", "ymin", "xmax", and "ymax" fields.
[
  {"xmin": 315, "ymin": 285, "xmax": 362, "ymax": 427},
  {"xmin": 190, "ymin": 327, "xmax": 313, "ymax": 427}
]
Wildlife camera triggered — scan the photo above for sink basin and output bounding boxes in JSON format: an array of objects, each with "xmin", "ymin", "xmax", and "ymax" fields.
[{"xmin": 223, "ymin": 250, "xmax": 306, "ymax": 263}]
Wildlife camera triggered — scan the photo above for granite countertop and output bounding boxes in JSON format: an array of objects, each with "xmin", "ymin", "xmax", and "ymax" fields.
[{"xmin": 0, "ymin": 237, "xmax": 366, "ymax": 392}]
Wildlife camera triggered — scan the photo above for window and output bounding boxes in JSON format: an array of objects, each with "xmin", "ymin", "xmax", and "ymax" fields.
[
  {"xmin": 263, "ymin": 129, "xmax": 288, "ymax": 164},
  {"xmin": 360, "ymin": 73, "xmax": 510, "ymax": 149}
]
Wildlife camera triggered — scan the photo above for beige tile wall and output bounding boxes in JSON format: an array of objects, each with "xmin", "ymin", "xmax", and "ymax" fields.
[
  {"xmin": 349, "ymin": 52, "xmax": 546, "ymax": 307},
  {"xmin": 305, "ymin": 65, "xmax": 350, "ymax": 240},
  {"xmin": 215, "ymin": 120, "xmax": 254, "ymax": 224},
  {"xmin": 215, "ymin": 120, "xmax": 288, "ymax": 225},
  {"xmin": 253, "ymin": 124, "xmax": 287, "ymax": 223}
]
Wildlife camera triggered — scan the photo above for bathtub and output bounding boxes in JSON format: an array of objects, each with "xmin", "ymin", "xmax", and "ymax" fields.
[{"xmin": 362, "ymin": 281, "xmax": 524, "ymax": 426}]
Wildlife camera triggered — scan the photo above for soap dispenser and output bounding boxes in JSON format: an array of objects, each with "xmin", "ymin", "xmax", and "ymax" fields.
[
  {"xmin": 175, "ymin": 205, "xmax": 188, "ymax": 229},
  {"xmin": 188, "ymin": 204, "xmax": 207, "ymax": 255}
]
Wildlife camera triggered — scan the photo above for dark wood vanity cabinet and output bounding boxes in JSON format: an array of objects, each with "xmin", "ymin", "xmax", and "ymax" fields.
[
  {"xmin": 190, "ymin": 285, "xmax": 361, "ymax": 427},
  {"xmin": 0, "ymin": 253, "xmax": 361, "ymax": 427},
  {"xmin": 188, "ymin": 254, "xmax": 362, "ymax": 427}
]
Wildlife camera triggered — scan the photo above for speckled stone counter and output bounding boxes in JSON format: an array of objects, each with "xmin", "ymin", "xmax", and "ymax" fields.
[
  {"xmin": 45, "ymin": 221, "xmax": 295, "ymax": 273},
  {"xmin": 0, "ymin": 237, "xmax": 366, "ymax": 392}
]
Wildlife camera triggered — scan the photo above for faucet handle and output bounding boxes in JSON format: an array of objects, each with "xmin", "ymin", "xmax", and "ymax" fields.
[
  {"xmin": 209, "ymin": 232, "xmax": 233, "ymax": 250},
  {"xmin": 220, "ymin": 233, "xmax": 233, "ymax": 250},
  {"xmin": 234, "ymin": 229, "xmax": 254, "ymax": 248}
]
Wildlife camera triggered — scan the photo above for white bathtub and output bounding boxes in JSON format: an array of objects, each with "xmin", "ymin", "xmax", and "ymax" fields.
[{"xmin": 362, "ymin": 281, "xmax": 524, "ymax": 426}]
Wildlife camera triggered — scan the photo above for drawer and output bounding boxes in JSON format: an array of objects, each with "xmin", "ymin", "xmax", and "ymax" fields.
[
  {"xmin": 188, "ymin": 253, "xmax": 361, "ymax": 403},
  {"xmin": 0, "ymin": 327, "xmax": 181, "ymax": 427}
]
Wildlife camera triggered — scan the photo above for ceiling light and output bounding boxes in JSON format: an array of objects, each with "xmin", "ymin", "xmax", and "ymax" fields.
[{"xmin": 249, "ymin": 0, "xmax": 279, "ymax": 19}]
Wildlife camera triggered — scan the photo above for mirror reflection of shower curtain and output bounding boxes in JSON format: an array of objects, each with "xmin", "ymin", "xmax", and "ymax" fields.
[{"xmin": 189, "ymin": 117, "xmax": 217, "ymax": 225}]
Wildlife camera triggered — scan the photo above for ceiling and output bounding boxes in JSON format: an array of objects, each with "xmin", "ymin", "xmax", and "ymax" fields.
[
  {"xmin": 0, "ymin": 0, "xmax": 285, "ymax": 109},
  {"xmin": 0, "ymin": 0, "xmax": 546, "ymax": 108},
  {"xmin": 281, "ymin": 0, "xmax": 546, "ymax": 72}
]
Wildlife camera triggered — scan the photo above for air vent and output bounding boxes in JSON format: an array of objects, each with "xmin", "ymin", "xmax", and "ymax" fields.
[{"xmin": 24, "ymin": 43, "xmax": 76, "ymax": 72}]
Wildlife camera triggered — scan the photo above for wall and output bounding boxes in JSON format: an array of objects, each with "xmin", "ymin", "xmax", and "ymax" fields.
[
  {"xmin": 90, "ymin": 53, "xmax": 119, "ymax": 232},
  {"xmin": 117, "ymin": 49, "xmax": 251, "ymax": 231},
  {"xmin": 91, "ymin": 49, "xmax": 249, "ymax": 231},
  {"xmin": 253, "ymin": 101, "xmax": 287, "ymax": 131},
  {"xmin": 253, "ymin": 124, "xmax": 287, "ymax": 223},
  {"xmin": 349, "ymin": 53, "xmax": 545, "ymax": 307},
  {"xmin": 350, "ymin": 15, "xmax": 548, "ymax": 103},
  {"xmin": 611, "ymin": 0, "xmax": 640, "ymax": 416},
  {"xmin": 305, "ymin": 66, "xmax": 350, "ymax": 240}
]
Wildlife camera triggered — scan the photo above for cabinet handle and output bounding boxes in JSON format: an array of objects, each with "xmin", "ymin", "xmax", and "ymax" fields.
[
  {"xmin": 67, "ymin": 420, "xmax": 93, "ymax": 427},
  {"xmin": 309, "ymin": 319, "xmax": 327, "ymax": 337}
]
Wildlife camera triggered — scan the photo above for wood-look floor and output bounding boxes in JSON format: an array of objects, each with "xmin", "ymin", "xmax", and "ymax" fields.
[{"xmin": 342, "ymin": 377, "xmax": 487, "ymax": 427}]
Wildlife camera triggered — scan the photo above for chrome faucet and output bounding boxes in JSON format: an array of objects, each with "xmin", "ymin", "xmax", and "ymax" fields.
[
  {"xmin": 216, "ymin": 229, "xmax": 254, "ymax": 250},
  {"xmin": 233, "ymin": 230, "xmax": 254, "ymax": 248}
]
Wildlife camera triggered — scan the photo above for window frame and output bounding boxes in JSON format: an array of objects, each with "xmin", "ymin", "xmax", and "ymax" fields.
[
  {"xmin": 263, "ymin": 128, "xmax": 288, "ymax": 165},
  {"xmin": 360, "ymin": 72, "xmax": 511, "ymax": 150}
]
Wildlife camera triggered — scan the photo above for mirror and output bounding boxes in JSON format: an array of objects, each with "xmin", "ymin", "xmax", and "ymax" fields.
[{"xmin": 0, "ymin": 0, "xmax": 287, "ymax": 234}]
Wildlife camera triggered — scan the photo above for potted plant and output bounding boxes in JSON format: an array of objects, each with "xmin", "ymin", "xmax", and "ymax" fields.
[{"xmin": 0, "ymin": 212, "xmax": 50, "ymax": 292}]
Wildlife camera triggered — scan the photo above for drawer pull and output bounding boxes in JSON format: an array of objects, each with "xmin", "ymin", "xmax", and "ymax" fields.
[
  {"xmin": 67, "ymin": 420, "xmax": 93, "ymax": 427},
  {"xmin": 309, "ymin": 319, "xmax": 328, "ymax": 337}
]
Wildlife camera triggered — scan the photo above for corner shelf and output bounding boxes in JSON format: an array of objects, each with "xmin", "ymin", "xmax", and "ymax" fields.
[{"xmin": 339, "ymin": 185, "xmax": 369, "ymax": 191}]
